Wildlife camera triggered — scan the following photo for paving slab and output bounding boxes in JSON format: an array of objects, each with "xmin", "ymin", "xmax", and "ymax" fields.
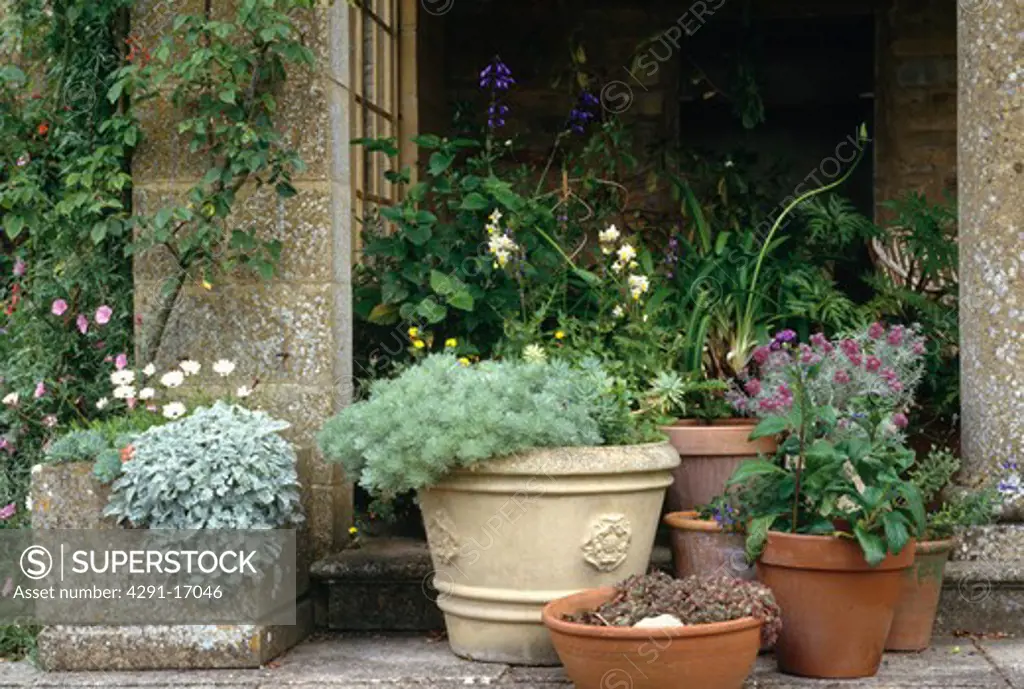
[{"xmin": 0, "ymin": 634, "xmax": 1018, "ymax": 688}]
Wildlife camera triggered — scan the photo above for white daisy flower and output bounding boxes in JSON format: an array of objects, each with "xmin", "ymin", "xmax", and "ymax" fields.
[
  {"xmin": 235, "ymin": 385, "xmax": 253, "ymax": 399},
  {"xmin": 142, "ymin": 363, "xmax": 157, "ymax": 377},
  {"xmin": 2, "ymin": 392, "xmax": 18, "ymax": 407},
  {"xmin": 160, "ymin": 370, "xmax": 185, "ymax": 388},
  {"xmin": 110, "ymin": 370, "xmax": 135, "ymax": 386},
  {"xmin": 179, "ymin": 360, "xmax": 201, "ymax": 376},
  {"xmin": 139, "ymin": 388, "xmax": 156, "ymax": 400},
  {"xmin": 96, "ymin": 398, "xmax": 110, "ymax": 410},
  {"xmin": 212, "ymin": 359, "xmax": 236, "ymax": 377},
  {"xmin": 162, "ymin": 402, "xmax": 187, "ymax": 420},
  {"xmin": 113, "ymin": 386, "xmax": 137, "ymax": 400}
]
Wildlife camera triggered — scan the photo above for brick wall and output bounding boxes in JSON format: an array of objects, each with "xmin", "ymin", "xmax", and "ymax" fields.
[{"xmin": 875, "ymin": 0, "xmax": 957, "ymax": 216}]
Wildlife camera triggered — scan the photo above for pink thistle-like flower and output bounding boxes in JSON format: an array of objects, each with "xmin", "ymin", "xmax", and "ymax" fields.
[
  {"xmin": 809, "ymin": 332, "xmax": 828, "ymax": 349},
  {"xmin": 913, "ymin": 341, "xmax": 926, "ymax": 355},
  {"xmin": 51, "ymin": 299, "xmax": 68, "ymax": 316},
  {"xmin": 834, "ymin": 370, "xmax": 851, "ymax": 384},
  {"xmin": 76, "ymin": 314, "xmax": 89, "ymax": 334},
  {"xmin": 778, "ymin": 383, "xmax": 793, "ymax": 400},
  {"xmin": 868, "ymin": 322, "xmax": 885, "ymax": 339},
  {"xmin": 839, "ymin": 339, "xmax": 860, "ymax": 357},
  {"xmin": 865, "ymin": 356, "xmax": 882, "ymax": 372},
  {"xmin": 0, "ymin": 503, "xmax": 16, "ymax": 520},
  {"xmin": 95, "ymin": 305, "xmax": 113, "ymax": 325},
  {"xmin": 887, "ymin": 326, "xmax": 905, "ymax": 346},
  {"xmin": 744, "ymin": 379, "xmax": 762, "ymax": 396},
  {"xmin": 33, "ymin": 381, "xmax": 45, "ymax": 399},
  {"xmin": 893, "ymin": 412, "xmax": 909, "ymax": 429},
  {"xmin": 752, "ymin": 346, "xmax": 771, "ymax": 366},
  {"xmin": 12, "ymin": 259, "xmax": 25, "ymax": 277},
  {"xmin": 114, "ymin": 353, "xmax": 128, "ymax": 370}
]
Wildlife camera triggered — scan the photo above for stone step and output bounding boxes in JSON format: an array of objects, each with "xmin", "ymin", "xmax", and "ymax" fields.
[
  {"xmin": 5, "ymin": 634, "xmax": 1020, "ymax": 688},
  {"xmin": 313, "ymin": 538, "xmax": 1024, "ymax": 637}
]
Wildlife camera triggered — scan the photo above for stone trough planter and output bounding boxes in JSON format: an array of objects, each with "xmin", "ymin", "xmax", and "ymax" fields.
[
  {"xmin": 419, "ymin": 442, "xmax": 679, "ymax": 665},
  {"xmin": 30, "ymin": 462, "xmax": 312, "ymax": 671}
]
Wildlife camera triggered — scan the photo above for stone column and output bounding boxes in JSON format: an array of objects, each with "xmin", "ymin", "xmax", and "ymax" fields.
[
  {"xmin": 132, "ymin": 0, "xmax": 354, "ymax": 556},
  {"xmin": 958, "ymin": 0, "xmax": 1024, "ymax": 514}
]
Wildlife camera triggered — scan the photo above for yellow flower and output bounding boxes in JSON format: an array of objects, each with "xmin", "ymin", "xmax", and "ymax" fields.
[
  {"xmin": 348, "ymin": 526, "xmax": 358, "ymax": 535},
  {"xmin": 445, "ymin": 338, "xmax": 458, "ymax": 348},
  {"xmin": 201, "ymin": 279, "xmax": 213, "ymax": 290},
  {"xmin": 408, "ymin": 327, "xmax": 419, "ymax": 338},
  {"xmin": 554, "ymin": 331, "xmax": 565, "ymax": 340},
  {"xmin": 413, "ymin": 339, "xmax": 426, "ymax": 349},
  {"xmin": 458, "ymin": 357, "xmax": 471, "ymax": 367}
]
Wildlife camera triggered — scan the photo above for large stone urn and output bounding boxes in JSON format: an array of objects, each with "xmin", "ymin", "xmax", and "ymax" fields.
[{"xmin": 419, "ymin": 442, "xmax": 679, "ymax": 665}]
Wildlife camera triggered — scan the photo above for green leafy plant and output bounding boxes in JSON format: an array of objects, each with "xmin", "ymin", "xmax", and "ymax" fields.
[
  {"xmin": 927, "ymin": 488, "xmax": 1000, "ymax": 540},
  {"xmin": 104, "ymin": 402, "xmax": 303, "ymax": 529},
  {"xmin": 317, "ymin": 354, "xmax": 648, "ymax": 499}
]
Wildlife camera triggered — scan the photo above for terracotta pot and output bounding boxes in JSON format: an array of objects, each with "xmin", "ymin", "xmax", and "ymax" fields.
[
  {"xmin": 420, "ymin": 443, "xmax": 679, "ymax": 665},
  {"xmin": 663, "ymin": 511, "xmax": 754, "ymax": 581},
  {"xmin": 661, "ymin": 419, "xmax": 778, "ymax": 512},
  {"xmin": 758, "ymin": 531, "xmax": 915, "ymax": 678},
  {"xmin": 542, "ymin": 587, "xmax": 761, "ymax": 689},
  {"xmin": 885, "ymin": 539, "xmax": 954, "ymax": 652}
]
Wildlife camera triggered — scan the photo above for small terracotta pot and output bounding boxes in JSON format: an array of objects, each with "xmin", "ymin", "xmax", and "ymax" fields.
[
  {"xmin": 661, "ymin": 419, "xmax": 778, "ymax": 512},
  {"xmin": 758, "ymin": 531, "xmax": 915, "ymax": 679},
  {"xmin": 885, "ymin": 539, "xmax": 954, "ymax": 652},
  {"xmin": 542, "ymin": 587, "xmax": 761, "ymax": 689},
  {"xmin": 663, "ymin": 511, "xmax": 755, "ymax": 581}
]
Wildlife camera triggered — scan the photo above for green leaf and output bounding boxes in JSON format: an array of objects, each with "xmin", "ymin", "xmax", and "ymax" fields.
[
  {"xmin": 90, "ymin": 225, "xmax": 107, "ymax": 244},
  {"xmin": 5, "ymin": 215, "xmax": 24, "ymax": 239},
  {"xmin": 367, "ymin": 303, "xmax": 399, "ymax": 325},
  {"xmin": 412, "ymin": 134, "xmax": 442, "ymax": 149},
  {"xmin": 428, "ymin": 151, "xmax": 455, "ymax": 177},
  {"xmin": 727, "ymin": 460, "xmax": 786, "ymax": 486},
  {"xmin": 430, "ymin": 270, "xmax": 457, "ymax": 296},
  {"xmin": 853, "ymin": 525, "xmax": 887, "ymax": 567},
  {"xmin": 745, "ymin": 515, "xmax": 776, "ymax": 562},
  {"xmin": 448, "ymin": 291, "xmax": 475, "ymax": 311},
  {"xmin": 750, "ymin": 416, "xmax": 788, "ymax": 439},
  {"xmin": 881, "ymin": 512, "xmax": 910, "ymax": 555},
  {"xmin": 458, "ymin": 193, "xmax": 488, "ymax": 211},
  {"xmin": 415, "ymin": 298, "xmax": 447, "ymax": 324},
  {"xmin": 106, "ymin": 80, "xmax": 125, "ymax": 104}
]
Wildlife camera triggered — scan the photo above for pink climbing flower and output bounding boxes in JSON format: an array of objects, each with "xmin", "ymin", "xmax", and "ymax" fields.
[
  {"xmin": 33, "ymin": 381, "xmax": 45, "ymax": 399},
  {"xmin": 51, "ymin": 299, "xmax": 68, "ymax": 316},
  {"xmin": 76, "ymin": 314, "xmax": 89, "ymax": 334},
  {"xmin": 95, "ymin": 305, "xmax": 113, "ymax": 325},
  {"xmin": 114, "ymin": 353, "xmax": 128, "ymax": 370}
]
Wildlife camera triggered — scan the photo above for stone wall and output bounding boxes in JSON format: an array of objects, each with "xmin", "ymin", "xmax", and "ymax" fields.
[
  {"xmin": 875, "ymin": 0, "xmax": 957, "ymax": 215},
  {"xmin": 131, "ymin": 0, "xmax": 353, "ymax": 557}
]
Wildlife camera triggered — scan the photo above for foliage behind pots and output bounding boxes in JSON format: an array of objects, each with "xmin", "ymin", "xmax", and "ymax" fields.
[{"xmin": 317, "ymin": 355, "xmax": 650, "ymax": 498}]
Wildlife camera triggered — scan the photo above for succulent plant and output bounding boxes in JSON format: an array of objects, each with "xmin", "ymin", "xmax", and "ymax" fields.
[{"xmin": 565, "ymin": 571, "xmax": 782, "ymax": 647}]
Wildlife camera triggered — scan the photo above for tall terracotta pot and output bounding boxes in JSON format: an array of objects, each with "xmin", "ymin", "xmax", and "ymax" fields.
[
  {"xmin": 663, "ymin": 511, "xmax": 754, "ymax": 581},
  {"xmin": 542, "ymin": 587, "xmax": 761, "ymax": 689},
  {"xmin": 661, "ymin": 419, "xmax": 777, "ymax": 512},
  {"xmin": 758, "ymin": 532, "xmax": 915, "ymax": 678},
  {"xmin": 885, "ymin": 539, "xmax": 954, "ymax": 652}
]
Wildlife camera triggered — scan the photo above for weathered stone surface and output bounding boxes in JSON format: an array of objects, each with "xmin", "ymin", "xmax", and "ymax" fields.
[
  {"xmin": 36, "ymin": 599, "xmax": 313, "ymax": 672},
  {"xmin": 9, "ymin": 634, "xmax": 1021, "ymax": 688},
  {"xmin": 958, "ymin": 1, "xmax": 1024, "ymax": 517},
  {"xmin": 937, "ymin": 560, "xmax": 1024, "ymax": 635},
  {"xmin": 954, "ymin": 524, "xmax": 1024, "ymax": 562},
  {"xmin": 30, "ymin": 463, "xmax": 114, "ymax": 530}
]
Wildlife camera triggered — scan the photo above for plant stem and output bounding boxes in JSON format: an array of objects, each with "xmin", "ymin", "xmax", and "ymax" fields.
[{"xmin": 792, "ymin": 374, "xmax": 809, "ymax": 533}]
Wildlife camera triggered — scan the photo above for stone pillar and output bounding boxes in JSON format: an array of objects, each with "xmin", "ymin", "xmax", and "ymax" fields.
[
  {"xmin": 132, "ymin": 0, "xmax": 354, "ymax": 556},
  {"xmin": 958, "ymin": 0, "xmax": 1024, "ymax": 514}
]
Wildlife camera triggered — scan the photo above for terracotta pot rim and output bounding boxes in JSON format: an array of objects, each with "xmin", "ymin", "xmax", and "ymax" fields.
[
  {"xmin": 542, "ymin": 587, "xmax": 761, "ymax": 639},
  {"xmin": 915, "ymin": 538, "xmax": 955, "ymax": 555},
  {"xmin": 660, "ymin": 423, "xmax": 777, "ymax": 456},
  {"xmin": 667, "ymin": 418, "xmax": 758, "ymax": 428},
  {"xmin": 663, "ymin": 510, "xmax": 725, "ymax": 533},
  {"xmin": 760, "ymin": 531, "xmax": 916, "ymax": 572}
]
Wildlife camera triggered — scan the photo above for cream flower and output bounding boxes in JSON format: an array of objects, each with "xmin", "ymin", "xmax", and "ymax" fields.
[
  {"xmin": 179, "ymin": 360, "xmax": 201, "ymax": 376},
  {"xmin": 2, "ymin": 392, "xmax": 18, "ymax": 407},
  {"xmin": 139, "ymin": 388, "xmax": 156, "ymax": 400},
  {"xmin": 599, "ymin": 224, "xmax": 620, "ymax": 245},
  {"xmin": 112, "ymin": 385, "xmax": 137, "ymax": 400},
  {"xmin": 160, "ymin": 370, "xmax": 185, "ymax": 388},
  {"xmin": 236, "ymin": 385, "xmax": 254, "ymax": 399},
  {"xmin": 612, "ymin": 305, "xmax": 625, "ymax": 318},
  {"xmin": 489, "ymin": 209, "xmax": 503, "ymax": 225},
  {"xmin": 212, "ymin": 359, "xmax": 236, "ymax": 377},
  {"xmin": 142, "ymin": 363, "xmax": 157, "ymax": 377},
  {"xmin": 628, "ymin": 274, "xmax": 650, "ymax": 301},
  {"xmin": 487, "ymin": 233, "xmax": 519, "ymax": 268},
  {"xmin": 110, "ymin": 370, "xmax": 135, "ymax": 387},
  {"xmin": 522, "ymin": 344, "xmax": 547, "ymax": 363},
  {"xmin": 616, "ymin": 244, "xmax": 637, "ymax": 264},
  {"xmin": 162, "ymin": 402, "xmax": 187, "ymax": 420},
  {"xmin": 96, "ymin": 397, "xmax": 110, "ymax": 410}
]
